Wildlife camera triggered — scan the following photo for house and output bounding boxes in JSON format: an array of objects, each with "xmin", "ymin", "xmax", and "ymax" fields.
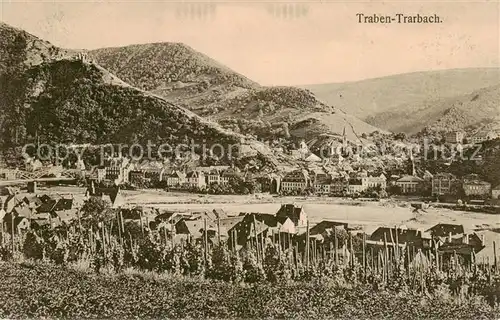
[
  {"xmin": 275, "ymin": 204, "xmax": 307, "ymax": 228},
  {"xmin": 4, "ymin": 214, "xmax": 30, "ymax": 233},
  {"xmin": 290, "ymin": 140, "xmax": 310, "ymax": 160},
  {"xmin": 103, "ymin": 156, "xmax": 132, "ymax": 184},
  {"xmin": 0, "ymin": 170, "xmax": 18, "ymax": 181},
  {"xmin": 12, "ymin": 206, "xmax": 33, "ymax": 219},
  {"xmin": 207, "ymin": 169, "xmax": 222, "ymax": 185},
  {"xmin": 249, "ymin": 213, "xmax": 296, "ymax": 234},
  {"xmin": 431, "ymin": 173, "xmax": 457, "ymax": 196},
  {"xmin": 426, "ymin": 223, "xmax": 465, "ymax": 238},
  {"xmin": 281, "ymin": 169, "xmax": 310, "ymax": 193},
  {"xmin": 38, "ymin": 194, "xmax": 53, "ymax": 203},
  {"xmin": 86, "ymin": 182, "xmax": 125, "ymax": 208},
  {"xmin": 22, "ymin": 196, "xmax": 43, "ymax": 209},
  {"xmin": 36, "ymin": 199, "xmax": 58, "ymax": 214},
  {"xmin": 154, "ymin": 211, "xmax": 192, "ymax": 229},
  {"xmin": 444, "ymin": 131, "xmax": 465, "ymax": 144},
  {"xmin": 369, "ymin": 226, "xmax": 431, "ymax": 249},
  {"xmin": 185, "ymin": 170, "xmax": 206, "ymax": 189},
  {"xmin": 191, "ymin": 210, "xmax": 219, "ymax": 222},
  {"xmin": 220, "ymin": 168, "xmax": 241, "ymax": 186},
  {"xmin": 138, "ymin": 160, "xmax": 165, "ymax": 181},
  {"xmin": 492, "ymin": 184, "xmax": 500, "ymax": 199},
  {"xmin": 212, "ymin": 208, "xmax": 228, "ymax": 220},
  {"xmin": 347, "ymin": 179, "xmax": 364, "ymax": 194},
  {"xmin": 462, "ymin": 179, "xmax": 491, "ymax": 198},
  {"xmin": 228, "ymin": 214, "xmax": 269, "ymax": 247},
  {"xmin": 53, "ymin": 198, "xmax": 74, "ymax": 211},
  {"xmin": 2, "ymin": 195, "xmax": 23, "ymax": 213},
  {"xmin": 313, "ymin": 173, "xmax": 331, "ymax": 194},
  {"xmin": 96, "ymin": 167, "xmax": 106, "ymax": 182},
  {"xmin": 53, "ymin": 209, "xmax": 77, "ymax": 225},
  {"xmin": 165, "ymin": 171, "xmax": 186, "ymax": 187},
  {"xmin": 362, "ymin": 174, "xmax": 387, "ymax": 190},
  {"xmin": 469, "ymin": 130, "xmax": 498, "ymax": 144},
  {"xmin": 395, "ymin": 175, "xmax": 424, "ymax": 194},
  {"xmin": 330, "ymin": 177, "xmax": 348, "ymax": 194},
  {"xmin": 175, "ymin": 218, "xmax": 214, "ymax": 239},
  {"xmin": 305, "ymin": 153, "xmax": 322, "ymax": 162},
  {"xmin": 217, "ymin": 216, "xmax": 245, "ymax": 236},
  {"xmin": 437, "ymin": 232, "xmax": 484, "ymax": 256},
  {"xmin": 309, "ymin": 220, "xmax": 349, "ymax": 236},
  {"xmin": 129, "ymin": 170, "xmax": 146, "ymax": 186}
]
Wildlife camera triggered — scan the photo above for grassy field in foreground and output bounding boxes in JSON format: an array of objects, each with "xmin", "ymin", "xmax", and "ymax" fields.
[{"xmin": 0, "ymin": 262, "xmax": 498, "ymax": 319}]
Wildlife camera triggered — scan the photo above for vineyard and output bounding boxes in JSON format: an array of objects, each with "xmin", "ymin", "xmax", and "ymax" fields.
[{"xmin": 1, "ymin": 210, "xmax": 500, "ymax": 318}]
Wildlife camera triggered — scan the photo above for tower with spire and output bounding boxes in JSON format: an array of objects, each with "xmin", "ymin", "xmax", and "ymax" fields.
[
  {"xmin": 409, "ymin": 148, "xmax": 416, "ymax": 176},
  {"xmin": 342, "ymin": 127, "xmax": 347, "ymax": 149}
]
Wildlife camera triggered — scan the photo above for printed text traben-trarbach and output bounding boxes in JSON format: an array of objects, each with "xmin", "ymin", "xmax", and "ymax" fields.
[{"xmin": 356, "ymin": 13, "xmax": 442, "ymax": 24}]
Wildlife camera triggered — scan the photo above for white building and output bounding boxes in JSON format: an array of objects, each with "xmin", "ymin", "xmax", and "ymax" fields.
[{"xmin": 395, "ymin": 175, "xmax": 424, "ymax": 194}]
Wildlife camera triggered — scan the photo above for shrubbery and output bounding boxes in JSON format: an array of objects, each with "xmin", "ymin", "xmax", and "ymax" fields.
[{"xmin": 0, "ymin": 262, "xmax": 498, "ymax": 319}]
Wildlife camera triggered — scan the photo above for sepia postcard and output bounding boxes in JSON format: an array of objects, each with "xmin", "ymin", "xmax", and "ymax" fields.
[{"xmin": 0, "ymin": 0, "xmax": 499, "ymax": 318}]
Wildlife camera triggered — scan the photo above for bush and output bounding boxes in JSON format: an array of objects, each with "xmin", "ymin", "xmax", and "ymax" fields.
[{"xmin": 0, "ymin": 262, "xmax": 497, "ymax": 319}]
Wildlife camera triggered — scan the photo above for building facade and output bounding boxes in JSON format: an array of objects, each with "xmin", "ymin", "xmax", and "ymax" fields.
[
  {"xmin": 463, "ymin": 180, "xmax": 491, "ymax": 197},
  {"xmin": 185, "ymin": 171, "xmax": 206, "ymax": 189},
  {"xmin": 445, "ymin": 131, "xmax": 465, "ymax": 144},
  {"xmin": 395, "ymin": 175, "xmax": 424, "ymax": 194},
  {"xmin": 281, "ymin": 170, "xmax": 310, "ymax": 193},
  {"xmin": 432, "ymin": 173, "xmax": 457, "ymax": 196}
]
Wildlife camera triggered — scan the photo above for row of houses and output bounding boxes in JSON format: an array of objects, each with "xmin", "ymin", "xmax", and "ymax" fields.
[
  {"xmin": 278, "ymin": 169, "xmax": 387, "ymax": 195},
  {"xmin": 388, "ymin": 172, "xmax": 499, "ymax": 198},
  {"xmin": 445, "ymin": 129, "xmax": 499, "ymax": 145},
  {"xmin": 93, "ymin": 157, "xmax": 245, "ymax": 189},
  {"xmin": 430, "ymin": 173, "xmax": 499, "ymax": 199},
  {"xmin": 276, "ymin": 167, "xmax": 499, "ymax": 199},
  {"xmin": 142, "ymin": 204, "xmax": 485, "ymax": 259},
  {"xmin": 1, "ymin": 193, "xmax": 489, "ymax": 260},
  {"xmin": 0, "ymin": 193, "xmax": 79, "ymax": 232}
]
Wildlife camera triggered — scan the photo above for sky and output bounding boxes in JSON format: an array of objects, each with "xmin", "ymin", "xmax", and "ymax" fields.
[{"xmin": 1, "ymin": 0, "xmax": 499, "ymax": 86}]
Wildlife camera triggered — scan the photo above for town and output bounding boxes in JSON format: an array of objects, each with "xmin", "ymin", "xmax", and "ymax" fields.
[
  {"xmin": 0, "ymin": 6, "xmax": 499, "ymax": 317},
  {"xmin": 2, "ymin": 128, "xmax": 499, "ymax": 203}
]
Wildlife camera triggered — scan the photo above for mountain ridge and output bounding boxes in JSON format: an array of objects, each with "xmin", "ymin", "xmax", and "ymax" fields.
[
  {"xmin": 302, "ymin": 67, "xmax": 500, "ymax": 134},
  {"xmin": 89, "ymin": 43, "xmax": 385, "ymax": 145},
  {"xmin": 0, "ymin": 23, "xmax": 285, "ymax": 168}
]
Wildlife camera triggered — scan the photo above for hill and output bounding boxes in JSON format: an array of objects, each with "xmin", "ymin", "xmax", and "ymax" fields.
[
  {"xmin": 0, "ymin": 22, "xmax": 74, "ymax": 76},
  {"xmin": 1, "ymin": 58, "xmax": 282, "ymax": 167},
  {"xmin": 302, "ymin": 68, "xmax": 500, "ymax": 133},
  {"xmin": 89, "ymin": 44, "xmax": 383, "ymax": 145},
  {"xmin": 367, "ymin": 84, "xmax": 500, "ymax": 135},
  {"xmin": 0, "ymin": 24, "xmax": 283, "ymax": 168}
]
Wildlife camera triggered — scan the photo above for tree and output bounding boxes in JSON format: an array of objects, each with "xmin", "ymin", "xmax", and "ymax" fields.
[
  {"xmin": 394, "ymin": 132, "xmax": 407, "ymax": 141},
  {"xmin": 388, "ymin": 185, "xmax": 402, "ymax": 195},
  {"xmin": 80, "ymin": 197, "xmax": 111, "ymax": 228}
]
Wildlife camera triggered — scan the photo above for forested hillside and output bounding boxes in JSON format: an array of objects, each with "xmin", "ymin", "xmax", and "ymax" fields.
[{"xmin": 90, "ymin": 43, "xmax": 383, "ymax": 144}]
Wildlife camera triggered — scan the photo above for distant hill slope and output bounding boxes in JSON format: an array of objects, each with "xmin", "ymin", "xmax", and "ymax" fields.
[
  {"xmin": 302, "ymin": 68, "xmax": 500, "ymax": 133},
  {"xmin": 365, "ymin": 84, "xmax": 500, "ymax": 135},
  {"xmin": 0, "ymin": 24, "xmax": 283, "ymax": 168},
  {"xmin": 0, "ymin": 22, "xmax": 74, "ymax": 76},
  {"xmin": 1, "ymin": 58, "xmax": 282, "ymax": 167},
  {"xmin": 90, "ymin": 44, "xmax": 383, "ymax": 144}
]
